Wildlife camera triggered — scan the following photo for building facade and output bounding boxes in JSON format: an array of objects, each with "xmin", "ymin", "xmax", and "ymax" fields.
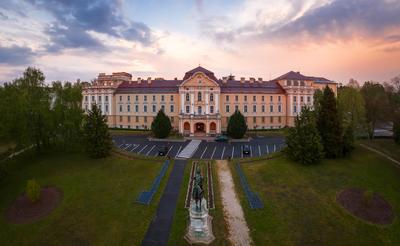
[{"xmin": 82, "ymin": 66, "xmax": 337, "ymax": 136}]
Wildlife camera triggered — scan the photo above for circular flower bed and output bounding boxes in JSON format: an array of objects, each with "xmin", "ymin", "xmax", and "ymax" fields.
[
  {"xmin": 5, "ymin": 187, "xmax": 62, "ymax": 224},
  {"xmin": 337, "ymin": 188, "xmax": 395, "ymax": 225}
]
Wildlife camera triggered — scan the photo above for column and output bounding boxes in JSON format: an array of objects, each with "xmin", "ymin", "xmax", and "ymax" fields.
[
  {"xmin": 297, "ymin": 92, "xmax": 300, "ymax": 115},
  {"xmin": 88, "ymin": 93, "xmax": 91, "ymax": 111},
  {"xmin": 101, "ymin": 94, "xmax": 105, "ymax": 115},
  {"xmin": 109, "ymin": 93, "xmax": 113, "ymax": 116},
  {"xmin": 215, "ymin": 93, "xmax": 219, "ymax": 113},
  {"xmin": 190, "ymin": 92, "xmax": 194, "ymax": 114},
  {"xmin": 181, "ymin": 93, "xmax": 184, "ymax": 113},
  {"xmin": 205, "ymin": 91, "xmax": 209, "ymax": 114},
  {"xmin": 289, "ymin": 94, "xmax": 293, "ymax": 116}
]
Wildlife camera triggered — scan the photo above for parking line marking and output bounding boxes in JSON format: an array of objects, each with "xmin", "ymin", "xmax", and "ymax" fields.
[
  {"xmin": 138, "ymin": 145, "xmax": 148, "ymax": 154},
  {"xmin": 131, "ymin": 144, "xmax": 140, "ymax": 152},
  {"xmin": 123, "ymin": 144, "xmax": 132, "ymax": 150},
  {"xmin": 274, "ymin": 144, "xmax": 276, "ymax": 152},
  {"xmin": 210, "ymin": 146, "xmax": 217, "ymax": 159},
  {"xmin": 241, "ymin": 146, "xmax": 243, "ymax": 158},
  {"xmin": 250, "ymin": 146, "xmax": 253, "ymax": 157},
  {"xmin": 200, "ymin": 146, "xmax": 208, "ymax": 159},
  {"xmin": 221, "ymin": 146, "xmax": 225, "ymax": 159},
  {"xmin": 266, "ymin": 145, "xmax": 269, "ymax": 154},
  {"xmin": 231, "ymin": 146, "xmax": 234, "ymax": 159},
  {"xmin": 258, "ymin": 145, "xmax": 261, "ymax": 156},
  {"xmin": 175, "ymin": 146, "xmax": 182, "ymax": 158},
  {"xmin": 118, "ymin": 143, "xmax": 125, "ymax": 148},
  {"xmin": 166, "ymin": 146, "xmax": 173, "ymax": 156},
  {"xmin": 146, "ymin": 145, "xmax": 155, "ymax": 156}
]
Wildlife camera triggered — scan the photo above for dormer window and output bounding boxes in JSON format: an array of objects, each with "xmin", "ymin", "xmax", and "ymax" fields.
[
  {"xmin": 300, "ymin": 80, "xmax": 305, "ymax": 86},
  {"xmin": 287, "ymin": 80, "xmax": 292, "ymax": 86}
]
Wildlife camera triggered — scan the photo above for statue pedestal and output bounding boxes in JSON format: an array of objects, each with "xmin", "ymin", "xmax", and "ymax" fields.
[{"xmin": 185, "ymin": 198, "xmax": 215, "ymax": 244}]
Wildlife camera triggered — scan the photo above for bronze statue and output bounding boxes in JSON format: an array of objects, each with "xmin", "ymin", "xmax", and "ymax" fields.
[{"xmin": 192, "ymin": 166, "xmax": 204, "ymax": 211}]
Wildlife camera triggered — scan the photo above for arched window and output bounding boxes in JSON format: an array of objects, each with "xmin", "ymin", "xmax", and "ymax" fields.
[
  {"xmin": 198, "ymin": 92, "xmax": 202, "ymax": 101},
  {"xmin": 186, "ymin": 93, "xmax": 189, "ymax": 101},
  {"xmin": 210, "ymin": 93, "xmax": 214, "ymax": 101}
]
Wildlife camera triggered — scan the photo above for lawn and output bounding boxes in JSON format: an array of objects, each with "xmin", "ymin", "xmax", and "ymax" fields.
[
  {"xmin": 0, "ymin": 151, "xmax": 170, "ymax": 245},
  {"xmin": 359, "ymin": 138, "xmax": 400, "ymax": 162},
  {"xmin": 168, "ymin": 161, "xmax": 228, "ymax": 245},
  {"xmin": 230, "ymin": 147, "xmax": 400, "ymax": 245}
]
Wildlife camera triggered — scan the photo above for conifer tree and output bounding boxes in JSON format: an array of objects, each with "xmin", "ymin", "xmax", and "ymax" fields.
[
  {"xmin": 151, "ymin": 109, "xmax": 172, "ymax": 138},
  {"xmin": 227, "ymin": 110, "xmax": 247, "ymax": 139},
  {"xmin": 83, "ymin": 104, "xmax": 112, "ymax": 158}
]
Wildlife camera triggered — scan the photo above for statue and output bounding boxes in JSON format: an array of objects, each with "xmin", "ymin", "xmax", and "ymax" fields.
[{"xmin": 192, "ymin": 167, "xmax": 204, "ymax": 211}]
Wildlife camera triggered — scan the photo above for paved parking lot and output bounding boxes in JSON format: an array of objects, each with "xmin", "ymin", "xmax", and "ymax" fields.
[{"xmin": 112, "ymin": 135, "xmax": 285, "ymax": 160}]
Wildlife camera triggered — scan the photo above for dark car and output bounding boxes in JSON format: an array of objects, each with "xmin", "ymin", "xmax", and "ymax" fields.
[
  {"xmin": 215, "ymin": 135, "xmax": 229, "ymax": 142},
  {"xmin": 242, "ymin": 145, "xmax": 251, "ymax": 155},
  {"xmin": 158, "ymin": 145, "xmax": 169, "ymax": 156}
]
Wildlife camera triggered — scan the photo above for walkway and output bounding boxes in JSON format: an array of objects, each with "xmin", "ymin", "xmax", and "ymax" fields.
[
  {"xmin": 216, "ymin": 160, "xmax": 252, "ymax": 246},
  {"xmin": 177, "ymin": 140, "xmax": 201, "ymax": 159},
  {"xmin": 141, "ymin": 159, "xmax": 187, "ymax": 246},
  {"xmin": 359, "ymin": 143, "xmax": 400, "ymax": 167}
]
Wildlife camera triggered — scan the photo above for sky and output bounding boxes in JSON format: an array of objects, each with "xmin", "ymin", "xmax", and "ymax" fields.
[{"xmin": 0, "ymin": 0, "xmax": 399, "ymax": 84}]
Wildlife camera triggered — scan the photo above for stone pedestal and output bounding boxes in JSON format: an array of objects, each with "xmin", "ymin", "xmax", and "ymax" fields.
[{"xmin": 185, "ymin": 198, "xmax": 215, "ymax": 244}]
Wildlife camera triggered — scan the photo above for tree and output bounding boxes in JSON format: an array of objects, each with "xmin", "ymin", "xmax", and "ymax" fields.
[
  {"xmin": 317, "ymin": 86, "xmax": 343, "ymax": 158},
  {"xmin": 286, "ymin": 107, "xmax": 324, "ymax": 164},
  {"xmin": 360, "ymin": 82, "xmax": 390, "ymax": 139},
  {"xmin": 342, "ymin": 126, "xmax": 355, "ymax": 156},
  {"xmin": 394, "ymin": 120, "xmax": 400, "ymax": 145},
  {"xmin": 151, "ymin": 109, "xmax": 172, "ymax": 138},
  {"xmin": 83, "ymin": 104, "xmax": 112, "ymax": 158},
  {"xmin": 348, "ymin": 78, "xmax": 360, "ymax": 89},
  {"xmin": 227, "ymin": 110, "xmax": 247, "ymax": 139},
  {"xmin": 337, "ymin": 86, "xmax": 367, "ymax": 135}
]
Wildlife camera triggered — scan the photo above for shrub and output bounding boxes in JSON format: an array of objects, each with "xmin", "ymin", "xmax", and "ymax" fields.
[{"xmin": 26, "ymin": 179, "xmax": 41, "ymax": 203}]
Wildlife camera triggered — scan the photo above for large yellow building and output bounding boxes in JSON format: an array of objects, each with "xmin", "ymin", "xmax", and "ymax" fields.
[{"xmin": 82, "ymin": 66, "xmax": 337, "ymax": 136}]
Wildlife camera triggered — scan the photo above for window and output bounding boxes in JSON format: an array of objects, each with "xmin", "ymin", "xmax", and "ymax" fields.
[
  {"xmin": 253, "ymin": 105, "xmax": 256, "ymax": 113},
  {"xmin": 152, "ymin": 105, "xmax": 156, "ymax": 112},
  {"xmin": 262, "ymin": 116, "xmax": 265, "ymax": 123},
  {"xmin": 127, "ymin": 105, "xmax": 130, "ymax": 112},
  {"xmin": 293, "ymin": 96, "xmax": 297, "ymax": 102},
  {"xmin": 170, "ymin": 105, "xmax": 174, "ymax": 112},
  {"xmin": 294, "ymin": 80, "xmax": 299, "ymax": 86},
  {"xmin": 186, "ymin": 106, "xmax": 190, "ymax": 113},
  {"xmin": 85, "ymin": 96, "xmax": 88, "ymax": 102},
  {"xmin": 244, "ymin": 105, "xmax": 248, "ymax": 113},
  {"xmin": 105, "ymin": 105, "xmax": 108, "ymax": 112},
  {"xmin": 144, "ymin": 95, "xmax": 147, "ymax": 101},
  {"xmin": 186, "ymin": 93, "xmax": 190, "ymax": 101},
  {"xmin": 144, "ymin": 116, "xmax": 147, "ymax": 123},
  {"xmin": 307, "ymin": 96, "xmax": 311, "ymax": 103},
  {"xmin": 135, "ymin": 105, "xmax": 138, "ymax": 112},
  {"xmin": 119, "ymin": 96, "xmax": 122, "ymax": 101},
  {"xmin": 278, "ymin": 105, "xmax": 282, "ymax": 113},
  {"xmin": 270, "ymin": 105, "xmax": 274, "ymax": 113},
  {"xmin": 300, "ymin": 81, "xmax": 305, "ymax": 86},
  {"xmin": 136, "ymin": 95, "xmax": 139, "ymax": 101},
  {"xmin": 161, "ymin": 105, "xmax": 165, "ymax": 112},
  {"xmin": 226, "ymin": 95, "xmax": 229, "ymax": 101},
  {"xmin": 92, "ymin": 96, "xmax": 95, "ymax": 102},
  {"xmin": 270, "ymin": 96, "xmax": 273, "ymax": 102},
  {"xmin": 301, "ymin": 96, "xmax": 304, "ymax": 103},
  {"xmin": 235, "ymin": 105, "xmax": 239, "ymax": 111},
  {"xmin": 128, "ymin": 116, "xmax": 131, "ymax": 122},
  {"xmin": 235, "ymin": 95, "xmax": 238, "ymax": 102},
  {"xmin": 119, "ymin": 116, "xmax": 122, "ymax": 122},
  {"xmin": 293, "ymin": 105, "xmax": 297, "ymax": 113},
  {"xmin": 278, "ymin": 96, "xmax": 281, "ymax": 102},
  {"xmin": 210, "ymin": 93, "xmax": 214, "ymax": 102},
  {"xmin": 262, "ymin": 105, "xmax": 265, "ymax": 112},
  {"xmin": 287, "ymin": 80, "xmax": 292, "ymax": 86},
  {"xmin": 85, "ymin": 105, "xmax": 88, "ymax": 111},
  {"xmin": 127, "ymin": 95, "xmax": 130, "ymax": 101},
  {"xmin": 144, "ymin": 105, "xmax": 147, "ymax": 112},
  {"xmin": 253, "ymin": 95, "xmax": 256, "ymax": 102},
  {"xmin": 278, "ymin": 116, "xmax": 282, "ymax": 123},
  {"xmin": 136, "ymin": 116, "xmax": 139, "ymax": 122},
  {"xmin": 170, "ymin": 95, "xmax": 174, "ymax": 101},
  {"xmin": 210, "ymin": 105, "xmax": 214, "ymax": 113},
  {"xmin": 198, "ymin": 106, "xmax": 202, "ymax": 114},
  {"xmin": 253, "ymin": 117, "xmax": 256, "ymax": 123},
  {"xmin": 226, "ymin": 105, "xmax": 230, "ymax": 113},
  {"xmin": 105, "ymin": 96, "xmax": 108, "ymax": 102},
  {"xmin": 262, "ymin": 96, "xmax": 264, "ymax": 102},
  {"xmin": 161, "ymin": 95, "xmax": 164, "ymax": 101},
  {"xmin": 198, "ymin": 92, "xmax": 202, "ymax": 101},
  {"xmin": 98, "ymin": 95, "xmax": 102, "ymax": 101},
  {"xmin": 270, "ymin": 116, "xmax": 274, "ymax": 123},
  {"xmin": 119, "ymin": 105, "xmax": 122, "ymax": 112},
  {"xmin": 153, "ymin": 95, "xmax": 156, "ymax": 101},
  {"xmin": 244, "ymin": 95, "xmax": 247, "ymax": 101}
]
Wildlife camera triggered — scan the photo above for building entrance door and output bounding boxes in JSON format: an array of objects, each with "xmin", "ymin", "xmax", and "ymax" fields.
[{"xmin": 195, "ymin": 122, "xmax": 206, "ymax": 136}]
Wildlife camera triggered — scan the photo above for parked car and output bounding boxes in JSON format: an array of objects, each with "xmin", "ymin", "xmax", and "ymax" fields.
[
  {"xmin": 158, "ymin": 145, "xmax": 169, "ymax": 156},
  {"xmin": 242, "ymin": 145, "xmax": 251, "ymax": 155},
  {"xmin": 215, "ymin": 135, "xmax": 229, "ymax": 142}
]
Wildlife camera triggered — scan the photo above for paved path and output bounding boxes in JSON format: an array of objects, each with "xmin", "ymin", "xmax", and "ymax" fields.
[
  {"xmin": 359, "ymin": 143, "xmax": 400, "ymax": 167},
  {"xmin": 216, "ymin": 160, "xmax": 252, "ymax": 246},
  {"xmin": 141, "ymin": 159, "xmax": 187, "ymax": 246}
]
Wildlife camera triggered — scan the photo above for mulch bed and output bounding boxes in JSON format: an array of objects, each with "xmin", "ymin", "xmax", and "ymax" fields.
[
  {"xmin": 5, "ymin": 187, "xmax": 62, "ymax": 224},
  {"xmin": 337, "ymin": 188, "xmax": 395, "ymax": 225}
]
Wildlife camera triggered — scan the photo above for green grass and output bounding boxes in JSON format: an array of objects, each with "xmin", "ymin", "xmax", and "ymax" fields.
[
  {"xmin": 168, "ymin": 161, "xmax": 228, "ymax": 245},
  {"xmin": 0, "ymin": 151, "xmax": 171, "ymax": 245},
  {"xmin": 359, "ymin": 138, "xmax": 400, "ymax": 162},
  {"xmin": 230, "ymin": 147, "xmax": 400, "ymax": 245}
]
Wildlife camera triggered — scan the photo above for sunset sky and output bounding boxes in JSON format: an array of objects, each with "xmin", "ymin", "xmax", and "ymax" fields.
[{"xmin": 0, "ymin": 0, "xmax": 399, "ymax": 84}]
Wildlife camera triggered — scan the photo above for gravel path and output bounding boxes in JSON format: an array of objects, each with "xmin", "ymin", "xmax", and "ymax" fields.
[{"xmin": 216, "ymin": 160, "xmax": 252, "ymax": 246}]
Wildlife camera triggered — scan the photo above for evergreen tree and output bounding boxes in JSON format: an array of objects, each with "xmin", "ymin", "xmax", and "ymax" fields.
[
  {"xmin": 342, "ymin": 126, "xmax": 355, "ymax": 156},
  {"xmin": 286, "ymin": 107, "xmax": 324, "ymax": 164},
  {"xmin": 83, "ymin": 104, "xmax": 112, "ymax": 158},
  {"xmin": 317, "ymin": 86, "xmax": 343, "ymax": 158},
  {"xmin": 151, "ymin": 109, "xmax": 172, "ymax": 138},
  {"xmin": 227, "ymin": 110, "xmax": 247, "ymax": 139}
]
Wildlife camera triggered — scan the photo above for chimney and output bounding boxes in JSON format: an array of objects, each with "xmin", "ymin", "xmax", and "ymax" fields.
[
  {"xmin": 147, "ymin": 77, "xmax": 152, "ymax": 84},
  {"xmin": 222, "ymin": 77, "xmax": 228, "ymax": 83},
  {"xmin": 137, "ymin": 77, "xmax": 142, "ymax": 84},
  {"xmin": 258, "ymin": 78, "xmax": 263, "ymax": 83},
  {"xmin": 249, "ymin": 77, "xmax": 255, "ymax": 83},
  {"xmin": 240, "ymin": 77, "xmax": 245, "ymax": 83},
  {"xmin": 174, "ymin": 77, "xmax": 178, "ymax": 80}
]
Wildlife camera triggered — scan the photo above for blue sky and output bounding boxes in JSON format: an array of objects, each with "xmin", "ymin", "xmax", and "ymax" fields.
[{"xmin": 0, "ymin": 0, "xmax": 399, "ymax": 83}]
